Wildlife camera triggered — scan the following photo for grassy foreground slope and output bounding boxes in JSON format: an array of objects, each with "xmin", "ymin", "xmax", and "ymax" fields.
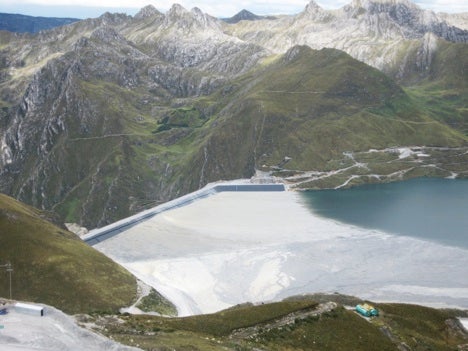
[
  {"xmin": 0, "ymin": 193, "xmax": 137, "ymax": 314},
  {"xmin": 93, "ymin": 297, "xmax": 468, "ymax": 351}
]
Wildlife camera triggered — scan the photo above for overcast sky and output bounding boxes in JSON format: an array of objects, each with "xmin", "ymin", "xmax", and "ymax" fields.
[{"xmin": 0, "ymin": 0, "xmax": 467, "ymax": 19}]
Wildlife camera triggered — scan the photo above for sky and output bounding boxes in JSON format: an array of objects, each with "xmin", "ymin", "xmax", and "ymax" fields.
[{"xmin": 0, "ymin": 0, "xmax": 467, "ymax": 19}]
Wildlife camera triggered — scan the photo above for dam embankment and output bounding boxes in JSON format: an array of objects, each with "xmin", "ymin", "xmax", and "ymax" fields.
[{"xmin": 83, "ymin": 183, "xmax": 285, "ymax": 245}]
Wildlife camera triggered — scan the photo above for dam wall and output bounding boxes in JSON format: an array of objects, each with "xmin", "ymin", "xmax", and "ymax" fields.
[{"xmin": 83, "ymin": 183, "xmax": 285, "ymax": 245}]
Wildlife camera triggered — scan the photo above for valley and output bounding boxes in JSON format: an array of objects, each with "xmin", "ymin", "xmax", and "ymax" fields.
[
  {"xmin": 0, "ymin": 0, "xmax": 467, "ymax": 229},
  {"xmin": 0, "ymin": 0, "xmax": 467, "ymax": 349},
  {"xmin": 1, "ymin": 180, "xmax": 468, "ymax": 350},
  {"xmin": 91, "ymin": 183, "xmax": 468, "ymax": 316}
]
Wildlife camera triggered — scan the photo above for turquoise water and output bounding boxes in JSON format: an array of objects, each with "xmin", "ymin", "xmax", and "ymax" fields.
[{"xmin": 300, "ymin": 178, "xmax": 468, "ymax": 249}]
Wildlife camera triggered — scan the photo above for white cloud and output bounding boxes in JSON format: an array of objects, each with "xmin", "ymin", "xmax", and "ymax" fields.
[
  {"xmin": 0, "ymin": 0, "xmax": 309, "ymax": 17},
  {"xmin": 316, "ymin": 0, "xmax": 351, "ymax": 10},
  {"xmin": 414, "ymin": 0, "xmax": 468, "ymax": 13}
]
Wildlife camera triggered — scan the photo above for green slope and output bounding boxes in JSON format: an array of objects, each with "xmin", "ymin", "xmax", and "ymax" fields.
[
  {"xmin": 195, "ymin": 46, "xmax": 466, "ymax": 183},
  {"xmin": 0, "ymin": 193, "xmax": 137, "ymax": 313},
  {"xmin": 96, "ymin": 297, "xmax": 468, "ymax": 351},
  {"xmin": 403, "ymin": 40, "xmax": 468, "ymax": 136},
  {"xmin": 2, "ymin": 40, "xmax": 466, "ymax": 229},
  {"xmin": 35, "ymin": 47, "xmax": 468, "ymax": 226}
]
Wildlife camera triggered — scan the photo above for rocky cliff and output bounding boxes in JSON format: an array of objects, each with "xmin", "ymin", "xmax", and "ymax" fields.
[{"xmin": 225, "ymin": 0, "xmax": 468, "ymax": 80}]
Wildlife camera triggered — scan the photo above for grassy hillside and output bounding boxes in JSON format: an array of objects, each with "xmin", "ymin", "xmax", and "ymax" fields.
[
  {"xmin": 88, "ymin": 297, "xmax": 468, "ymax": 351},
  {"xmin": 0, "ymin": 193, "xmax": 137, "ymax": 314},
  {"xmin": 43, "ymin": 46, "xmax": 468, "ymax": 226},
  {"xmin": 1, "ymin": 40, "xmax": 467, "ymax": 229},
  {"xmin": 400, "ymin": 38, "xmax": 468, "ymax": 135},
  {"xmin": 195, "ymin": 46, "xmax": 467, "ymax": 183}
]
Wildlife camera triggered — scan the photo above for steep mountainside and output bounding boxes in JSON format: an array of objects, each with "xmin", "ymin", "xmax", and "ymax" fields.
[
  {"xmin": 0, "ymin": 1, "xmax": 467, "ymax": 228},
  {"xmin": 0, "ymin": 193, "xmax": 136, "ymax": 313},
  {"xmin": 190, "ymin": 46, "xmax": 465, "ymax": 181},
  {"xmin": 440, "ymin": 12, "xmax": 468, "ymax": 30},
  {"xmin": 0, "ymin": 13, "xmax": 79, "ymax": 33}
]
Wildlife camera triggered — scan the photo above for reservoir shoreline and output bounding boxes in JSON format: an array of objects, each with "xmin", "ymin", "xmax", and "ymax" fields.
[{"xmin": 92, "ymin": 179, "xmax": 468, "ymax": 316}]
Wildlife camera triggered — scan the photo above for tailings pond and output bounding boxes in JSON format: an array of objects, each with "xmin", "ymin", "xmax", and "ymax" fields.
[{"xmin": 300, "ymin": 178, "xmax": 468, "ymax": 249}]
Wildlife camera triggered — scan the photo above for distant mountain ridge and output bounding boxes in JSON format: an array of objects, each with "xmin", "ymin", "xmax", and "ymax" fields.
[
  {"xmin": 222, "ymin": 0, "xmax": 468, "ymax": 77},
  {"xmin": 0, "ymin": 0, "xmax": 467, "ymax": 228},
  {"xmin": 222, "ymin": 9, "xmax": 276, "ymax": 24},
  {"xmin": 0, "ymin": 12, "xmax": 79, "ymax": 33}
]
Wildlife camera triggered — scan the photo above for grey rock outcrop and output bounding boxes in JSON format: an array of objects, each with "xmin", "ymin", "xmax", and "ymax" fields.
[
  {"xmin": 224, "ymin": 0, "xmax": 468, "ymax": 76},
  {"xmin": 134, "ymin": 5, "xmax": 162, "ymax": 20}
]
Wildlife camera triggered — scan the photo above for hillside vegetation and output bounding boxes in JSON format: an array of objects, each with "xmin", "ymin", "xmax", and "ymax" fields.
[
  {"xmin": 0, "ymin": 193, "xmax": 137, "ymax": 313},
  {"xmin": 199, "ymin": 46, "xmax": 466, "ymax": 176},
  {"xmin": 404, "ymin": 41, "xmax": 468, "ymax": 135},
  {"xmin": 0, "ymin": 2, "xmax": 467, "ymax": 228},
  {"xmin": 82, "ymin": 296, "xmax": 468, "ymax": 351}
]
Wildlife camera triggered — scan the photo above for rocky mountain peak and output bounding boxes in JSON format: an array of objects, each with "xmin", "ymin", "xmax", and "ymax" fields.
[
  {"xmin": 167, "ymin": 3, "xmax": 189, "ymax": 18},
  {"xmin": 235, "ymin": 9, "xmax": 258, "ymax": 20},
  {"xmin": 190, "ymin": 7, "xmax": 218, "ymax": 28},
  {"xmin": 305, "ymin": 0, "xmax": 323, "ymax": 11},
  {"xmin": 163, "ymin": 3, "xmax": 193, "ymax": 29},
  {"xmin": 134, "ymin": 4, "xmax": 162, "ymax": 19},
  {"xmin": 163, "ymin": 3, "xmax": 219, "ymax": 31},
  {"xmin": 343, "ymin": 0, "xmax": 468, "ymax": 41},
  {"xmin": 191, "ymin": 7, "xmax": 204, "ymax": 16},
  {"xmin": 302, "ymin": 0, "xmax": 332, "ymax": 21},
  {"xmin": 222, "ymin": 9, "xmax": 271, "ymax": 24}
]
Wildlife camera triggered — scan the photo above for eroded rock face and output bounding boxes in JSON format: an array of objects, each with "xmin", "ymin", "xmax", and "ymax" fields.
[
  {"xmin": 225, "ymin": 0, "xmax": 468, "ymax": 75},
  {"xmin": 134, "ymin": 4, "xmax": 162, "ymax": 20}
]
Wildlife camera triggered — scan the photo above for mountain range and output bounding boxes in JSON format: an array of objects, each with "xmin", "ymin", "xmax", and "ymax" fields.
[
  {"xmin": 0, "ymin": 0, "xmax": 467, "ymax": 228},
  {"xmin": 0, "ymin": 13, "xmax": 79, "ymax": 33}
]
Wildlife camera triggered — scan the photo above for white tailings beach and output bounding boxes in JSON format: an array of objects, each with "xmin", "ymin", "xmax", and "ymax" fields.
[
  {"xmin": 92, "ymin": 186, "xmax": 468, "ymax": 316},
  {"xmin": 0, "ymin": 304, "xmax": 139, "ymax": 351}
]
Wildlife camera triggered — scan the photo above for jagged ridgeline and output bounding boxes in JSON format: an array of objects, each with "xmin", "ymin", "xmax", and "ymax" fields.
[
  {"xmin": 0, "ymin": 194, "xmax": 136, "ymax": 313},
  {"xmin": 0, "ymin": 1, "xmax": 467, "ymax": 228}
]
